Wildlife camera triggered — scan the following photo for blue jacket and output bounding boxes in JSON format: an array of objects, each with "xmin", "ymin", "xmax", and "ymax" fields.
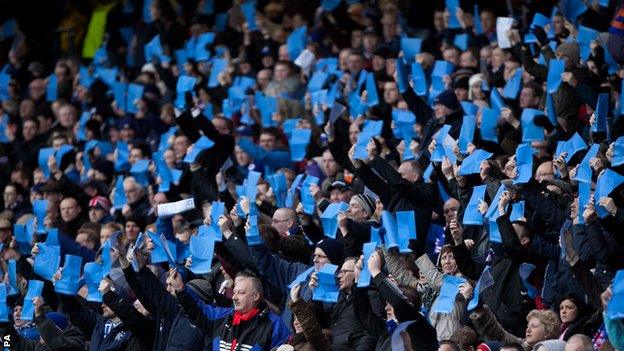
[{"xmin": 177, "ymin": 287, "xmax": 291, "ymax": 351}]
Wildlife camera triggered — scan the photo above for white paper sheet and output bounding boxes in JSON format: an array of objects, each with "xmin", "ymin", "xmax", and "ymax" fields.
[
  {"xmin": 157, "ymin": 198, "xmax": 195, "ymax": 217},
  {"xmin": 496, "ymin": 17, "xmax": 515, "ymax": 49}
]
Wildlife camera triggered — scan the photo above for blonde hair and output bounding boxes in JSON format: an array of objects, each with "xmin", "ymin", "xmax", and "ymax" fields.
[{"xmin": 526, "ymin": 309, "xmax": 561, "ymax": 340}]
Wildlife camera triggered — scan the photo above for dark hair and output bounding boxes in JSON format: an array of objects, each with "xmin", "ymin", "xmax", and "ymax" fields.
[
  {"xmin": 439, "ymin": 340, "xmax": 460, "ymax": 351},
  {"xmin": 500, "ymin": 343, "xmax": 524, "ymax": 351},
  {"xmin": 523, "ymin": 81, "xmax": 543, "ymax": 99},
  {"xmin": 450, "ymin": 326, "xmax": 479, "ymax": 351}
]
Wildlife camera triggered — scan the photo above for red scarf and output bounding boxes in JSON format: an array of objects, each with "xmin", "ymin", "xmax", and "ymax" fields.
[{"xmin": 230, "ymin": 308, "xmax": 261, "ymax": 351}]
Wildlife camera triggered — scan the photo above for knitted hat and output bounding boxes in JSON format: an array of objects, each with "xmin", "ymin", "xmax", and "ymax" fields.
[
  {"xmin": 352, "ymin": 194, "xmax": 376, "ymax": 217},
  {"xmin": 89, "ymin": 196, "xmax": 111, "ymax": 212},
  {"xmin": 46, "ymin": 312, "xmax": 69, "ymax": 331},
  {"xmin": 434, "ymin": 90, "xmax": 460, "ymax": 111},
  {"xmin": 92, "ymin": 159, "xmax": 114, "ymax": 180},
  {"xmin": 187, "ymin": 279, "xmax": 213, "ymax": 303},
  {"xmin": 315, "ymin": 239, "xmax": 344, "ymax": 265},
  {"xmin": 555, "ymin": 42, "xmax": 580, "ymax": 64}
]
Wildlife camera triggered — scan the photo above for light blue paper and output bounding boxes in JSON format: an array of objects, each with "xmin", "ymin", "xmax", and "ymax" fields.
[
  {"xmin": 480, "ymin": 107, "xmax": 498, "ymax": 142},
  {"xmin": 574, "ymin": 143, "xmax": 601, "ymax": 183},
  {"xmin": 0, "ymin": 283, "xmax": 8, "ymax": 322},
  {"xmin": 396, "ymin": 211, "xmax": 416, "ymax": 253},
  {"xmin": 189, "ymin": 235, "xmax": 215, "ymax": 274},
  {"xmin": 510, "ymin": 201, "xmax": 525, "ymax": 221},
  {"xmin": 46, "ymin": 74, "xmax": 58, "ymax": 102},
  {"xmin": 356, "ymin": 242, "xmax": 378, "ymax": 288},
  {"xmin": 400, "ymin": 38, "xmax": 422, "ymax": 63},
  {"xmin": 606, "ymin": 269, "xmax": 624, "ymax": 320},
  {"xmin": 320, "ymin": 202, "xmax": 349, "ymax": 239},
  {"xmin": 301, "ymin": 175, "xmax": 319, "ymax": 215},
  {"xmin": 285, "ymin": 174, "xmax": 305, "ymax": 208},
  {"xmin": 267, "ymin": 173, "xmax": 288, "ymax": 207},
  {"xmin": 592, "ymin": 93, "xmax": 608, "ymax": 133},
  {"xmin": 431, "ymin": 275, "xmax": 466, "ymax": 313},
  {"xmin": 521, "ymin": 109, "xmax": 545, "ymax": 142},
  {"xmin": 195, "ymin": 32, "xmax": 215, "ymax": 61},
  {"xmin": 490, "ymin": 88, "xmax": 504, "ymax": 113},
  {"xmin": 54, "ymin": 255, "xmax": 83, "ymax": 295},
  {"xmin": 365, "ymin": 72, "xmax": 379, "ymax": 107},
  {"xmin": 411, "ymin": 62, "xmax": 428, "ymax": 96},
  {"xmin": 595, "ymin": 169, "xmax": 624, "ymax": 218},
  {"xmin": 381, "ymin": 211, "xmax": 398, "ymax": 249},
  {"xmin": 547, "ymin": 59, "xmax": 565, "ymax": 93},
  {"xmin": 463, "ymin": 185, "xmax": 487, "ymax": 225},
  {"xmin": 84, "ymin": 262, "xmax": 104, "ymax": 302},
  {"xmin": 578, "ymin": 182, "xmax": 592, "ymax": 224},
  {"xmin": 445, "ymin": 0, "xmax": 461, "ymax": 28},
  {"xmin": 577, "ymin": 26, "xmax": 599, "ymax": 61},
  {"xmin": 396, "ymin": 59, "xmax": 409, "ymax": 93},
  {"xmin": 22, "ymin": 280, "xmax": 45, "ymax": 321},
  {"xmin": 289, "ymin": 128, "xmax": 312, "ymax": 161},
  {"xmin": 288, "ymin": 266, "xmax": 315, "ymax": 289},
  {"xmin": 312, "ymin": 264, "xmax": 339, "ymax": 303},
  {"xmin": 33, "ymin": 199, "xmax": 48, "ymax": 233},
  {"xmin": 458, "ymin": 115, "xmax": 477, "ymax": 153},
  {"xmin": 467, "ymin": 266, "xmax": 494, "ymax": 311},
  {"xmin": 432, "ymin": 61, "xmax": 454, "ymax": 92},
  {"xmin": 514, "ymin": 144, "xmax": 534, "ymax": 184},
  {"xmin": 502, "ymin": 68, "xmax": 523, "ymax": 99},
  {"xmin": 459, "ymin": 149, "xmax": 492, "ymax": 175},
  {"xmin": 287, "ymin": 26, "xmax": 307, "ymax": 60},
  {"xmin": 175, "ymin": 75, "xmax": 198, "ymax": 109},
  {"xmin": 208, "ymin": 58, "xmax": 228, "ymax": 88}
]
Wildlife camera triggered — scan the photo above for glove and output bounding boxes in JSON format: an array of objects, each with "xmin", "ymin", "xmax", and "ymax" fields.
[{"xmin": 530, "ymin": 26, "xmax": 549, "ymax": 47}]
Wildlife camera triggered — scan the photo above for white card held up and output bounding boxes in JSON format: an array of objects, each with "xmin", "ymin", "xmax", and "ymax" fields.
[
  {"xmin": 157, "ymin": 198, "xmax": 195, "ymax": 217},
  {"xmin": 496, "ymin": 17, "xmax": 515, "ymax": 49},
  {"xmin": 294, "ymin": 49, "xmax": 316, "ymax": 76}
]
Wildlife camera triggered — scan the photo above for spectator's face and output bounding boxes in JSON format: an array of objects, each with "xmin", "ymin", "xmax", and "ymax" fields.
[
  {"xmin": 89, "ymin": 207, "xmax": 106, "ymax": 223},
  {"xmin": 339, "ymin": 50, "xmax": 352, "ymax": 71},
  {"xmin": 480, "ymin": 46, "xmax": 492, "ymax": 65},
  {"xmin": 30, "ymin": 191, "xmax": 43, "ymax": 205},
  {"xmin": 362, "ymin": 34, "xmax": 378, "ymax": 51},
  {"xmin": 257, "ymin": 70, "xmax": 272, "ymax": 89},
  {"xmin": 347, "ymin": 54, "xmax": 363, "ymax": 74},
  {"xmin": 442, "ymin": 49, "xmax": 459, "ymax": 66},
  {"xmin": 100, "ymin": 227, "xmax": 113, "ymax": 245},
  {"xmin": 52, "ymin": 137, "xmax": 67, "ymax": 150},
  {"xmin": 173, "ymin": 136, "xmax": 190, "ymax": 160},
  {"xmin": 129, "ymin": 148, "xmax": 144, "ymax": 164},
  {"xmin": 213, "ymin": 118, "xmax": 230, "ymax": 135},
  {"xmin": 383, "ymin": 82, "xmax": 399, "ymax": 105},
  {"xmin": 232, "ymin": 277, "xmax": 260, "ymax": 313},
  {"xmin": 259, "ymin": 133, "xmax": 276, "ymax": 151},
  {"xmin": 398, "ymin": 162, "xmax": 418, "ymax": 182},
  {"xmin": 330, "ymin": 189, "xmax": 342, "ymax": 203},
  {"xmin": 454, "ymin": 87, "xmax": 468, "ymax": 101},
  {"xmin": 58, "ymin": 106, "xmax": 77, "ymax": 128},
  {"xmin": 271, "ymin": 209, "xmax": 294, "ymax": 236},
  {"xmin": 293, "ymin": 316, "xmax": 303, "ymax": 334},
  {"xmin": 235, "ymin": 145, "xmax": 251, "ymax": 165},
  {"xmin": 434, "ymin": 103, "xmax": 452, "ymax": 121},
  {"xmin": 438, "ymin": 345, "xmax": 457, "ymax": 351},
  {"xmin": 22, "ymin": 120, "xmax": 38, "ymax": 141},
  {"xmin": 274, "ymin": 64, "xmax": 289, "ymax": 82},
  {"xmin": 60, "ymin": 198, "xmax": 81, "ymax": 223},
  {"xmin": 13, "ymin": 305, "xmax": 26, "ymax": 327},
  {"xmin": 443, "ymin": 199, "xmax": 460, "ymax": 225},
  {"xmin": 440, "ymin": 250, "xmax": 457, "ymax": 274},
  {"xmin": 481, "ymin": 11, "xmax": 495, "ymax": 32},
  {"xmin": 102, "ymin": 304, "xmax": 115, "ymax": 318},
  {"xmin": 559, "ymin": 299, "xmax": 578, "ymax": 324},
  {"xmin": 519, "ymin": 87, "xmax": 539, "ymax": 108},
  {"xmin": 278, "ymin": 45, "xmax": 290, "ymax": 62},
  {"xmin": 385, "ymin": 302, "xmax": 395, "ymax": 321},
  {"xmin": 525, "ymin": 317, "xmax": 548, "ymax": 346},
  {"xmin": 163, "ymin": 149, "xmax": 176, "ymax": 168},
  {"xmin": 124, "ymin": 183, "xmax": 141, "ymax": 204},
  {"xmin": 322, "ymin": 150, "xmax": 339, "ymax": 177},
  {"xmin": 471, "ymin": 83, "xmax": 485, "ymax": 100},
  {"xmin": 338, "ymin": 259, "xmax": 355, "ymax": 291},
  {"xmin": 348, "ymin": 198, "xmax": 368, "ymax": 221},
  {"xmin": 433, "ymin": 11, "xmax": 444, "ymax": 31},
  {"xmin": 19, "ymin": 99, "xmax": 35, "ymax": 119},
  {"xmin": 460, "ymin": 51, "xmax": 477, "ymax": 68},
  {"xmin": 535, "ymin": 161, "xmax": 554, "ymax": 183},
  {"xmin": 491, "ymin": 48, "xmax": 504, "ymax": 68},
  {"xmin": 553, "ymin": 15, "xmax": 564, "ymax": 35},
  {"xmin": 3, "ymin": 185, "xmax": 19, "ymax": 208},
  {"xmin": 76, "ymin": 231, "xmax": 96, "ymax": 250},
  {"xmin": 372, "ymin": 55, "xmax": 386, "ymax": 72},
  {"xmin": 313, "ymin": 248, "xmax": 330, "ymax": 270},
  {"xmin": 125, "ymin": 221, "xmax": 140, "ymax": 241},
  {"xmin": 28, "ymin": 79, "xmax": 46, "ymax": 100},
  {"xmin": 381, "ymin": 16, "xmax": 397, "ymax": 39},
  {"xmin": 349, "ymin": 124, "xmax": 360, "ymax": 145}
]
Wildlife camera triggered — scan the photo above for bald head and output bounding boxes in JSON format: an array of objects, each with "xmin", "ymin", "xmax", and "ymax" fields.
[
  {"xmin": 565, "ymin": 334, "xmax": 593, "ymax": 351},
  {"xmin": 272, "ymin": 207, "xmax": 298, "ymax": 236},
  {"xmin": 535, "ymin": 161, "xmax": 554, "ymax": 183}
]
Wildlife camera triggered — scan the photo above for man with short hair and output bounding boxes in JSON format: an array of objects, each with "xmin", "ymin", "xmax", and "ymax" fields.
[
  {"xmin": 121, "ymin": 177, "xmax": 151, "ymax": 220},
  {"xmin": 268, "ymin": 208, "xmax": 313, "ymax": 264},
  {"xmin": 57, "ymin": 197, "xmax": 87, "ymax": 237},
  {"xmin": 171, "ymin": 271, "xmax": 291, "ymax": 351}
]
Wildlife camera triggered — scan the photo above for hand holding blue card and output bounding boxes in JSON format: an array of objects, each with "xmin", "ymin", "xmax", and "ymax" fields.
[{"xmin": 22, "ymin": 280, "xmax": 45, "ymax": 321}]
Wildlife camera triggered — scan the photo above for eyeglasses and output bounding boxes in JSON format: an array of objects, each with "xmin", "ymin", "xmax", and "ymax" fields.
[
  {"xmin": 313, "ymin": 254, "xmax": 328, "ymax": 260},
  {"xmin": 338, "ymin": 269, "xmax": 354, "ymax": 275},
  {"xmin": 271, "ymin": 218, "xmax": 292, "ymax": 224}
]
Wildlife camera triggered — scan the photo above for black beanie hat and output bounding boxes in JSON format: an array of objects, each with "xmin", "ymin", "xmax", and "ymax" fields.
[{"xmin": 316, "ymin": 239, "xmax": 344, "ymax": 265}]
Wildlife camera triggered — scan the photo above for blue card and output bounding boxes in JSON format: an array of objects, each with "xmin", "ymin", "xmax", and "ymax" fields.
[
  {"xmin": 396, "ymin": 211, "xmax": 416, "ymax": 253},
  {"xmin": 312, "ymin": 264, "xmax": 339, "ymax": 303},
  {"xmin": 480, "ymin": 107, "xmax": 498, "ymax": 142},
  {"xmin": 301, "ymin": 175, "xmax": 319, "ymax": 215},
  {"xmin": 514, "ymin": 144, "xmax": 534, "ymax": 184},
  {"xmin": 356, "ymin": 242, "xmax": 378, "ymax": 288},
  {"xmin": 22, "ymin": 280, "xmax": 45, "ymax": 321},
  {"xmin": 595, "ymin": 169, "xmax": 624, "ymax": 218},
  {"xmin": 46, "ymin": 74, "xmax": 58, "ymax": 102},
  {"xmin": 502, "ymin": 68, "xmax": 523, "ymax": 99},
  {"xmin": 84, "ymin": 262, "xmax": 104, "ymax": 302},
  {"xmin": 189, "ymin": 235, "xmax": 215, "ymax": 274},
  {"xmin": 521, "ymin": 109, "xmax": 545, "ymax": 142},
  {"xmin": 463, "ymin": 185, "xmax": 487, "ymax": 225},
  {"xmin": 400, "ymin": 38, "xmax": 422, "ymax": 64},
  {"xmin": 287, "ymin": 26, "xmax": 307, "ymax": 60},
  {"xmin": 459, "ymin": 149, "xmax": 493, "ymax": 176},
  {"xmin": 546, "ymin": 59, "xmax": 565, "ymax": 93},
  {"xmin": 54, "ymin": 255, "xmax": 83, "ymax": 295},
  {"xmin": 606, "ymin": 270, "xmax": 624, "ymax": 320},
  {"xmin": 468, "ymin": 266, "xmax": 494, "ymax": 311},
  {"xmin": 431, "ymin": 275, "xmax": 466, "ymax": 313},
  {"xmin": 458, "ymin": 115, "xmax": 477, "ymax": 154},
  {"xmin": 381, "ymin": 211, "xmax": 398, "ymax": 249},
  {"xmin": 592, "ymin": 93, "xmax": 608, "ymax": 133},
  {"xmin": 288, "ymin": 267, "xmax": 315, "ymax": 289},
  {"xmin": 411, "ymin": 62, "xmax": 428, "ymax": 96},
  {"xmin": 320, "ymin": 202, "xmax": 349, "ymax": 239},
  {"xmin": 289, "ymin": 128, "xmax": 312, "ymax": 162}
]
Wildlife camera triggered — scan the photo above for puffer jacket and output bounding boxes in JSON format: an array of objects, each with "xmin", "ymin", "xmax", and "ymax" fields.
[{"xmin": 415, "ymin": 254, "xmax": 467, "ymax": 341}]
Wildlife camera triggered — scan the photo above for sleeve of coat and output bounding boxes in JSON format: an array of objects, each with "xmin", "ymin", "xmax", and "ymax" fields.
[
  {"xmin": 415, "ymin": 253, "xmax": 443, "ymax": 290},
  {"xmin": 370, "ymin": 156, "xmax": 438, "ymax": 204},
  {"xmin": 470, "ymin": 305, "xmax": 526, "ymax": 346},
  {"xmin": 175, "ymin": 110, "xmax": 202, "ymax": 143},
  {"xmin": 383, "ymin": 249, "xmax": 419, "ymax": 289},
  {"xmin": 122, "ymin": 266, "xmax": 158, "ymax": 316},
  {"xmin": 452, "ymin": 242, "xmax": 480, "ymax": 281},
  {"xmin": 103, "ymin": 290, "xmax": 155, "ymax": 341},
  {"xmin": 352, "ymin": 287, "xmax": 388, "ymax": 340},
  {"xmin": 249, "ymin": 241, "xmax": 310, "ymax": 299},
  {"xmin": 0, "ymin": 321, "xmax": 37, "ymax": 351},
  {"xmin": 57, "ymin": 294, "xmax": 98, "ymax": 338},
  {"xmin": 35, "ymin": 314, "xmax": 86, "ymax": 351},
  {"xmin": 372, "ymin": 272, "xmax": 420, "ymax": 322},
  {"xmin": 136, "ymin": 265, "xmax": 179, "ymax": 319},
  {"xmin": 518, "ymin": 43, "xmax": 547, "ymax": 81},
  {"xmin": 569, "ymin": 258, "xmax": 605, "ymax": 310},
  {"xmin": 290, "ymin": 299, "xmax": 331, "ymax": 351}
]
